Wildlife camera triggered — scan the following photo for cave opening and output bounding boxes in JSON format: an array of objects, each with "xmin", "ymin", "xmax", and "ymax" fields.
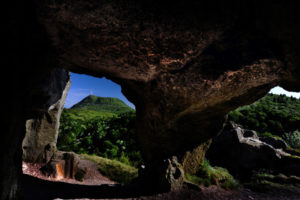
[
  {"xmin": 21, "ymin": 72, "xmax": 143, "ymax": 188},
  {"xmin": 3, "ymin": 0, "xmax": 300, "ymax": 199},
  {"xmin": 206, "ymin": 86, "xmax": 300, "ymax": 187}
]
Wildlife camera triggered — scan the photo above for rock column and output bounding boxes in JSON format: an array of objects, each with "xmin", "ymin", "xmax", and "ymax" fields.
[{"xmin": 22, "ymin": 71, "xmax": 70, "ymax": 163}]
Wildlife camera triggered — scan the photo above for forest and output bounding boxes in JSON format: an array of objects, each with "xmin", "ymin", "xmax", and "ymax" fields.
[{"xmin": 229, "ymin": 94, "xmax": 300, "ymax": 148}]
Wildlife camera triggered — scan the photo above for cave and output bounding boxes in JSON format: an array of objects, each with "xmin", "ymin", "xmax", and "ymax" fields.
[{"xmin": 2, "ymin": 0, "xmax": 300, "ymax": 199}]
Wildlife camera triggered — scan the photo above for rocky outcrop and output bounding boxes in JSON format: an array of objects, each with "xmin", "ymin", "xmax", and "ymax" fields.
[
  {"xmin": 3, "ymin": 0, "xmax": 300, "ymax": 199},
  {"xmin": 207, "ymin": 122, "xmax": 300, "ymax": 180},
  {"xmin": 181, "ymin": 140, "xmax": 212, "ymax": 174},
  {"xmin": 22, "ymin": 71, "xmax": 71, "ymax": 163}
]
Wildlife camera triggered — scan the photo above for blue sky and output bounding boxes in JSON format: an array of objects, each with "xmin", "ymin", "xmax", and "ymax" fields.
[
  {"xmin": 64, "ymin": 73, "xmax": 300, "ymax": 108},
  {"xmin": 64, "ymin": 73, "xmax": 135, "ymax": 108}
]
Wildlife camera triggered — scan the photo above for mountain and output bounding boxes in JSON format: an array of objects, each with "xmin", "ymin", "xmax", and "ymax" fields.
[{"xmin": 70, "ymin": 95, "xmax": 134, "ymax": 115}]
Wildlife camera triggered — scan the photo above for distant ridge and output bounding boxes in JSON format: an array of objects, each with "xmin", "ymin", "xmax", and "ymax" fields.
[{"xmin": 71, "ymin": 95, "xmax": 134, "ymax": 115}]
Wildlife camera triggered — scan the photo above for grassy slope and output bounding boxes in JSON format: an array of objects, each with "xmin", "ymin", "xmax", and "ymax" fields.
[
  {"xmin": 81, "ymin": 154, "xmax": 138, "ymax": 185},
  {"xmin": 62, "ymin": 95, "xmax": 134, "ymax": 120},
  {"xmin": 185, "ymin": 159, "xmax": 238, "ymax": 189},
  {"xmin": 71, "ymin": 95, "xmax": 134, "ymax": 115},
  {"xmin": 62, "ymin": 108, "xmax": 116, "ymax": 121}
]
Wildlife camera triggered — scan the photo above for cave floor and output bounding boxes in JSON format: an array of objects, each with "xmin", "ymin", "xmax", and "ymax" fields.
[
  {"xmin": 22, "ymin": 158, "xmax": 300, "ymax": 200},
  {"xmin": 21, "ymin": 173, "xmax": 300, "ymax": 200},
  {"xmin": 22, "ymin": 158, "xmax": 115, "ymax": 185},
  {"xmin": 53, "ymin": 187, "xmax": 300, "ymax": 200}
]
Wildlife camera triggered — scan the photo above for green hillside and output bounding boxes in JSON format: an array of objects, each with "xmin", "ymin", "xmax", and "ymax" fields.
[
  {"xmin": 71, "ymin": 95, "xmax": 134, "ymax": 115},
  {"xmin": 60, "ymin": 108, "xmax": 115, "ymax": 121},
  {"xmin": 229, "ymin": 93, "xmax": 300, "ymax": 137},
  {"xmin": 58, "ymin": 95, "xmax": 141, "ymax": 167}
]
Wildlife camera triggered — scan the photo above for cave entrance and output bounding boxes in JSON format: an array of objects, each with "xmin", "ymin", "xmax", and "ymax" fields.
[
  {"xmin": 206, "ymin": 86, "xmax": 300, "ymax": 185},
  {"xmin": 22, "ymin": 72, "xmax": 143, "ymax": 188}
]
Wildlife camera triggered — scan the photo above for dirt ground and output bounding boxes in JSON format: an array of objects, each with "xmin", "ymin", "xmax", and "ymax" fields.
[{"xmin": 22, "ymin": 159, "xmax": 115, "ymax": 185}]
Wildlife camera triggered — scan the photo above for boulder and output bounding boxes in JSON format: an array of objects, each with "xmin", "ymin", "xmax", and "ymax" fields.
[{"xmin": 207, "ymin": 121, "xmax": 300, "ymax": 180}]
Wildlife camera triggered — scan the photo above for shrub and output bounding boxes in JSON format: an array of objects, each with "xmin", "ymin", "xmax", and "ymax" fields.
[
  {"xmin": 185, "ymin": 159, "xmax": 239, "ymax": 189},
  {"xmin": 283, "ymin": 130, "xmax": 300, "ymax": 149},
  {"xmin": 57, "ymin": 111, "xmax": 143, "ymax": 167},
  {"xmin": 258, "ymin": 132, "xmax": 282, "ymax": 140}
]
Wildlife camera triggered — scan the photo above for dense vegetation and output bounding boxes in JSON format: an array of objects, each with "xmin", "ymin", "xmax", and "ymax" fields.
[
  {"xmin": 283, "ymin": 130, "xmax": 300, "ymax": 149},
  {"xmin": 229, "ymin": 93, "xmax": 300, "ymax": 148},
  {"xmin": 58, "ymin": 95, "xmax": 143, "ymax": 167},
  {"xmin": 61, "ymin": 108, "xmax": 116, "ymax": 120}
]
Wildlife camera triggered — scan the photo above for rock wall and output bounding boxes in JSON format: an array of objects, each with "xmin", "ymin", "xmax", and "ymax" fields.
[
  {"xmin": 22, "ymin": 73, "xmax": 70, "ymax": 163},
  {"xmin": 2, "ymin": 0, "xmax": 300, "ymax": 199},
  {"xmin": 207, "ymin": 122, "xmax": 300, "ymax": 180}
]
